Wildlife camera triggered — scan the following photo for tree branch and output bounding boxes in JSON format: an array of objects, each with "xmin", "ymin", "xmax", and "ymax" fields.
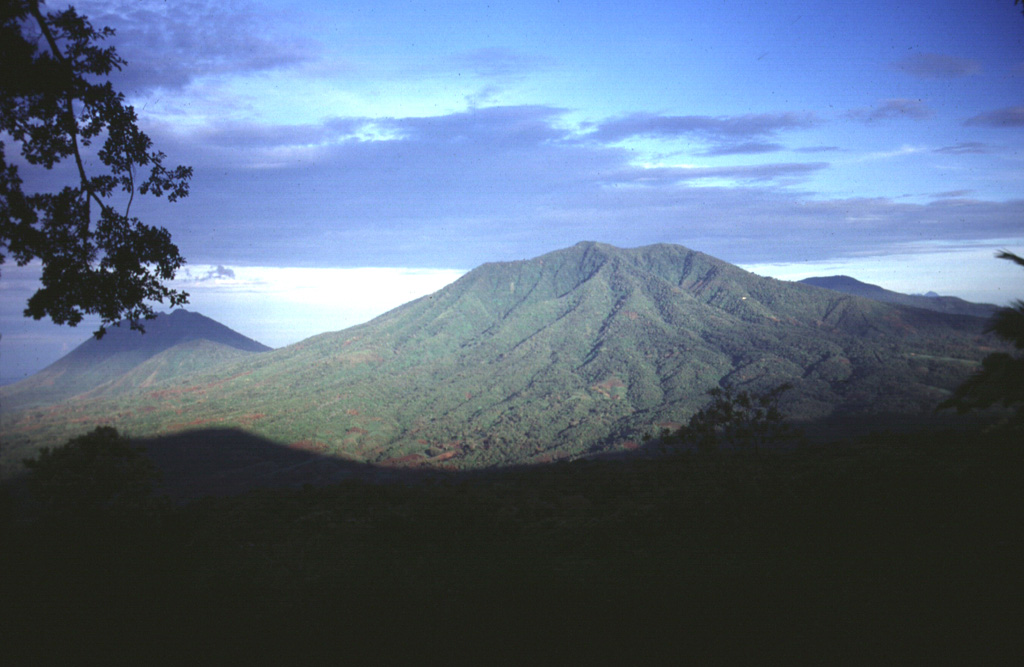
[{"xmin": 27, "ymin": 1, "xmax": 107, "ymax": 219}]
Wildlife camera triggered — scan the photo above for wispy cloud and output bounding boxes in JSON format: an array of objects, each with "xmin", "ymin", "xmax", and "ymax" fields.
[
  {"xmin": 934, "ymin": 142, "xmax": 991, "ymax": 155},
  {"xmin": 452, "ymin": 48, "xmax": 554, "ymax": 78},
  {"xmin": 892, "ymin": 52, "xmax": 980, "ymax": 79},
  {"xmin": 171, "ymin": 266, "xmax": 467, "ymax": 347},
  {"xmin": 90, "ymin": 0, "xmax": 315, "ymax": 93},
  {"xmin": 794, "ymin": 146, "xmax": 842, "ymax": 154},
  {"xmin": 590, "ymin": 112, "xmax": 818, "ymax": 142},
  {"xmin": 847, "ymin": 99, "xmax": 932, "ymax": 123},
  {"xmin": 853, "ymin": 145, "xmax": 928, "ymax": 162},
  {"xmin": 964, "ymin": 106, "xmax": 1024, "ymax": 128},
  {"xmin": 141, "ymin": 105, "xmax": 1024, "ymax": 272},
  {"xmin": 201, "ymin": 265, "xmax": 236, "ymax": 281},
  {"xmin": 610, "ymin": 162, "xmax": 829, "ymax": 185},
  {"xmin": 698, "ymin": 142, "xmax": 784, "ymax": 156}
]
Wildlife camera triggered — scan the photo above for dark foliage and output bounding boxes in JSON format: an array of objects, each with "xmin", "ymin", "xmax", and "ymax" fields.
[
  {"xmin": 940, "ymin": 250, "xmax": 1024, "ymax": 420},
  {"xmin": 2, "ymin": 427, "xmax": 1022, "ymax": 662},
  {"xmin": 0, "ymin": 0, "xmax": 190, "ymax": 337},
  {"xmin": 22, "ymin": 425, "xmax": 160, "ymax": 519},
  {"xmin": 666, "ymin": 383, "xmax": 800, "ymax": 453}
]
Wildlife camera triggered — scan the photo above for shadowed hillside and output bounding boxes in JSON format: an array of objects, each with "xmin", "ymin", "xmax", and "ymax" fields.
[
  {"xmin": 3, "ymin": 424, "xmax": 1021, "ymax": 663},
  {"xmin": 0, "ymin": 242, "xmax": 1002, "ymax": 472},
  {"xmin": 0, "ymin": 310, "xmax": 270, "ymax": 413}
]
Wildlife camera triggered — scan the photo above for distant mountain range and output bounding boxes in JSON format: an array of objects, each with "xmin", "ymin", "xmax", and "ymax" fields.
[
  {"xmin": 799, "ymin": 276, "xmax": 1000, "ymax": 319},
  {"xmin": 0, "ymin": 309, "xmax": 270, "ymax": 413},
  {"xmin": 0, "ymin": 242, "xmax": 1002, "ymax": 474}
]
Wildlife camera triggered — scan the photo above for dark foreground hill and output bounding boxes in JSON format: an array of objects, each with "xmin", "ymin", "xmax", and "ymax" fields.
[
  {"xmin": 3, "ymin": 428, "xmax": 1022, "ymax": 662},
  {"xmin": 0, "ymin": 309, "xmax": 270, "ymax": 413},
  {"xmin": 0, "ymin": 242, "xmax": 1001, "ymax": 472},
  {"xmin": 799, "ymin": 275, "xmax": 1000, "ymax": 319}
]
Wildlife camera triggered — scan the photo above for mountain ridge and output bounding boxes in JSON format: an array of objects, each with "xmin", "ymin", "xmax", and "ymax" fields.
[
  {"xmin": 1, "ymin": 242, "xmax": 1000, "ymax": 472},
  {"xmin": 798, "ymin": 275, "xmax": 1000, "ymax": 319},
  {"xmin": 0, "ymin": 309, "xmax": 270, "ymax": 413}
]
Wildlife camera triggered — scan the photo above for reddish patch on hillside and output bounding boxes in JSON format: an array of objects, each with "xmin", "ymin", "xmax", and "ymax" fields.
[
  {"xmin": 346, "ymin": 408, "xmax": 360, "ymax": 416},
  {"xmin": 882, "ymin": 314, "xmax": 916, "ymax": 333},
  {"xmin": 591, "ymin": 377, "xmax": 626, "ymax": 399},
  {"xmin": 381, "ymin": 453, "xmax": 426, "ymax": 466},
  {"xmin": 624, "ymin": 310, "xmax": 639, "ymax": 320},
  {"xmin": 70, "ymin": 416, "xmax": 112, "ymax": 425},
  {"xmin": 169, "ymin": 417, "xmax": 220, "ymax": 430},
  {"xmin": 237, "ymin": 413, "xmax": 266, "ymax": 424},
  {"xmin": 621, "ymin": 440, "xmax": 640, "ymax": 451}
]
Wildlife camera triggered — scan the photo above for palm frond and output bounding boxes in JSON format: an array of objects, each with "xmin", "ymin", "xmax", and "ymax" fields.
[{"xmin": 995, "ymin": 250, "xmax": 1024, "ymax": 269}]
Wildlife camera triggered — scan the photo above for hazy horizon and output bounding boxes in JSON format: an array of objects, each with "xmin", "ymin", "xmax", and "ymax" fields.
[{"xmin": 4, "ymin": 240, "xmax": 1021, "ymax": 384}]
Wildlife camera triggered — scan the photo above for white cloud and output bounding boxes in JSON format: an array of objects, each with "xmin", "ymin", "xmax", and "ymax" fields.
[
  {"xmin": 0, "ymin": 262, "xmax": 466, "ymax": 381},
  {"xmin": 171, "ymin": 266, "xmax": 467, "ymax": 347}
]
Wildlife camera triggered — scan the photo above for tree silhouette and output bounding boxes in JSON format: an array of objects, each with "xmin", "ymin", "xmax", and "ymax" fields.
[
  {"xmin": 22, "ymin": 426, "xmax": 160, "ymax": 520},
  {"xmin": 669, "ymin": 383, "xmax": 798, "ymax": 454},
  {"xmin": 939, "ymin": 251, "xmax": 1024, "ymax": 420},
  {"xmin": 1, "ymin": 0, "xmax": 191, "ymax": 337}
]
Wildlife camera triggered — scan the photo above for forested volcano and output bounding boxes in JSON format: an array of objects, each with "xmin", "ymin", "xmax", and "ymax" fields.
[{"xmin": 0, "ymin": 242, "xmax": 999, "ymax": 471}]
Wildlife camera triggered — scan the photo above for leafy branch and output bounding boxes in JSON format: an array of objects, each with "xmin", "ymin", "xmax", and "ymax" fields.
[{"xmin": 1, "ymin": 0, "xmax": 191, "ymax": 337}]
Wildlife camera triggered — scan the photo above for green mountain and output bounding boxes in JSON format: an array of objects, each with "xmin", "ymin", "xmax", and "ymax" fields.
[
  {"xmin": 0, "ymin": 242, "xmax": 998, "ymax": 472},
  {"xmin": 0, "ymin": 309, "xmax": 270, "ymax": 413},
  {"xmin": 799, "ymin": 275, "xmax": 1000, "ymax": 319}
]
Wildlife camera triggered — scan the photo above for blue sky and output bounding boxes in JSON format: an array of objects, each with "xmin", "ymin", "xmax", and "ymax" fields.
[{"xmin": 3, "ymin": 0, "xmax": 1024, "ymax": 381}]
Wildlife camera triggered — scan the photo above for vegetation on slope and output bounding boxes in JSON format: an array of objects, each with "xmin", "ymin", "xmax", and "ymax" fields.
[{"xmin": 0, "ymin": 242, "xmax": 1002, "ymax": 473}]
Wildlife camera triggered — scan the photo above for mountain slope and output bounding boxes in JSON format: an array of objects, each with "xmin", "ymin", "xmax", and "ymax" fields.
[
  {"xmin": 1, "ymin": 243, "xmax": 998, "ymax": 471},
  {"xmin": 799, "ymin": 275, "xmax": 1000, "ymax": 319},
  {"xmin": 0, "ymin": 310, "xmax": 270, "ymax": 413}
]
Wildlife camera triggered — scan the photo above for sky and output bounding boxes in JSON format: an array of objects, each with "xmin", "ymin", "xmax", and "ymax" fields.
[{"xmin": 3, "ymin": 0, "xmax": 1024, "ymax": 382}]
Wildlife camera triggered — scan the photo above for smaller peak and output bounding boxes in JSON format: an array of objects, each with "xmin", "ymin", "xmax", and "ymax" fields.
[
  {"xmin": 573, "ymin": 240, "xmax": 622, "ymax": 256},
  {"xmin": 802, "ymin": 275, "xmax": 877, "ymax": 288},
  {"xmin": 573, "ymin": 240, "xmax": 619, "ymax": 250}
]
